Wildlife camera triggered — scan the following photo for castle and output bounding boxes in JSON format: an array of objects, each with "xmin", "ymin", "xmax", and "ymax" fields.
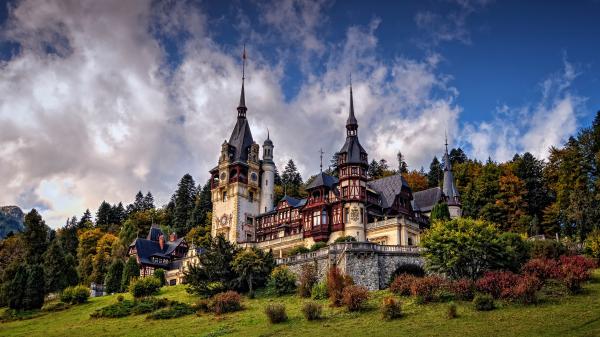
[{"xmin": 209, "ymin": 73, "xmax": 461, "ymax": 258}]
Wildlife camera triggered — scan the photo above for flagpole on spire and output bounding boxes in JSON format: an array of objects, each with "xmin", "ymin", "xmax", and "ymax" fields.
[
  {"xmin": 319, "ymin": 148, "xmax": 324, "ymax": 173},
  {"xmin": 237, "ymin": 44, "xmax": 247, "ymax": 116},
  {"xmin": 242, "ymin": 43, "xmax": 246, "ymax": 81}
]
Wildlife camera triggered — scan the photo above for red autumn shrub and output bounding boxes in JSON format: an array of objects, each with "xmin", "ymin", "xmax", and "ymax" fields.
[
  {"xmin": 210, "ymin": 291, "xmax": 242, "ymax": 314},
  {"xmin": 342, "ymin": 285, "xmax": 369, "ymax": 311},
  {"xmin": 475, "ymin": 271, "xmax": 520, "ymax": 299},
  {"xmin": 327, "ymin": 267, "xmax": 354, "ymax": 307},
  {"xmin": 521, "ymin": 258, "xmax": 560, "ymax": 282},
  {"xmin": 510, "ymin": 275, "xmax": 542, "ymax": 304},
  {"xmin": 389, "ymin": 274, "xmax": 418, "ymax": 296},
  {"xmin": 557, "ymin": 255, "xmax": 595, "ymax": 293},
  {"xmin": 410, "ymin": 276, "xmax": 447, "ymax": 303},
  {"xmin": 448, "ymin": 278, "xmax": 475, "ymax": 301}
]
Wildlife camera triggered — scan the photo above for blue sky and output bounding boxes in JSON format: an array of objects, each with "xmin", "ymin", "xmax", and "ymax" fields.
[{"xmin": 0, "ymin": 0, "xmax": 598, "ymax": 227}]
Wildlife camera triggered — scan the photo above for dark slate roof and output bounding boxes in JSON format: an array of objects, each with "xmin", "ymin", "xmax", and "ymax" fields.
[
  {"xmin": 339, "ymin": 136, "xmax": 368, "ymax": 165},
  {"xmin": 130, "ymin": 235, "xmax": 188, "ymax": 268},
  {"xmin": 228, "ymin": 117, "xmax": 254, "ymax": 163},
  {"xmin": 306, "ymin": 172, "xmax": 339, "ymax": 190},
  {"xmin": 412, "ymin": 187, "xmax": 442, "ymax": 212},
  {"xmin": 147, "ymin": 224, "xmax": 163, "ymax": 241},
  {"xmin": 347, "ymin": 85, "xmax": 358, "ymax": 126},
  {"xmin": 279, "ymin": 195, "xmax": 306, "ymax": 208},
  {"xmin": 367, "ymin": 174, "xmax": 410, "ymax": 209}
]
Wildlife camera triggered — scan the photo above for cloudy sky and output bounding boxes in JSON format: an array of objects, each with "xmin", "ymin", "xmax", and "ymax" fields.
[{"xmin": 1, "ymin": 0, "xmax": 599, "ymax": 228}]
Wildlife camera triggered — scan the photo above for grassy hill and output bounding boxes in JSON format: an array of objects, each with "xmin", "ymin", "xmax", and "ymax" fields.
[{"xmin": 2, "ymin": 270, "xmax": 600, "ymax": 337}]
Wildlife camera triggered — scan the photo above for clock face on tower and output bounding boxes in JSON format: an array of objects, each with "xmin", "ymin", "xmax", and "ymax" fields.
[
  {"xmin": 220, "ymin": 214, "xmax": 228, "ymax": 227},
  {"xmin": 350, "ymin": 207, "xmax": 360, "ymax": 222}
]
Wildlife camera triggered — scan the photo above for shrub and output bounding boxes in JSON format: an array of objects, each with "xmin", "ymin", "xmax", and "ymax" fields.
[
  {"xmin": 268, "ymin": 266, "xmax": 297, "ymax": 296},
  {"xmin": 153, "ymin": 268, "xmax": 166, "ymax": 286},
  {"xmin": 42, "ymin": 301, "xmax": 70, "ymax": 312},
  {"xmin": 117, "ymin": 294, "xmax": 124, "ymax": 302},
  {"xmin": 473, "ymin": 294, "xmax": 494, "ymax": 311},
  {"xmin": 327, "ymin": 267, "xmax": 354, "ymax": 307},
  {"xmin": 90, "ymin": 300, "xmax": 135, "ymax": 318},
  {"xmin": 60, "ymin": 285, "xmax": 90, "ymax": 304},
  {"xmin": 131, "ymin": 297, "xmax": 169, "ymax": 315},
  {"xmin": 146, "ymin": 302, "xmax": 195, "ymax": 320},
  {"xmin": 410, "ymin": 276, "xmax": 447, "ymax": 303},
  {"xmin": 380, "ymin": 296, "xmax": 402, "ymax": 320},
  {"xmin": 447, "ymin": 302, "xmax": 458, "ymax": 319},
  {"xmin": 522, "ymin": 258, "xmax": 560, "ymax": 282},
  {"xmin": 511, "ymin": 275, "xmax": 541, "ymax": 304},
  {"xmin": 475, "ymin": 271, "xmax": 520, "ymax": 299},
  {"xmin": 584, "ymin": 229, "xmax": 600, "ymax": 259},
  {"xmin": 264, "ymin": 303, "xmax": 287, "ymax": 324},
  {"xmin": 334, "ymin": 235, "xmax": 357, "ymax": 243},
  {"xmin": 309, "ymin": 242, "xmax": 327, "ymax": 251},
  {"xmin": 289, "ymin": 246, "xmax": 310, "ymax": 256},
  {"xmin": 301, "ymin": 301, "xmax": 323, "ymax": 321},
  {"xmin": 342, "ymin": 285, "xmax": 369, "ymax": 311},
  {"xmin": 210, "ymin": 291, "xmax": 242, "ymax": 314},
  {"xmin": 448, "ymin": 278, "xmax": 475, "ymax": 301},
  {"xmin": 194, "ymin": 298, "xmax": 210, "ymax": 313},
  {"xmin": 298, "ymin": 264, "xmax": 318, "ymax": 298},
  {"xmin": 311, "ymin": 281, "xmax": 328, "ymax": 300},
  {"xmin": 129, "ymin": 276, "xmax": 161, "ymax": 298},
  {"xmin": 389, "ymin": 274, "xmax": 418, "ymax": 296},
  {"xmin": 557, "ymin": 255, "xmax": 595, "ymax": 293},
  {"xmin": 529, "ymin": 240, "xmax": 565, "ymax": 259}
]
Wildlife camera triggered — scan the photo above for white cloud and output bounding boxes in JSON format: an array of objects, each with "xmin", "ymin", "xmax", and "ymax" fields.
[{"xmin": 462, "ymin": 60, "xmax": 583, "ymax": 162}]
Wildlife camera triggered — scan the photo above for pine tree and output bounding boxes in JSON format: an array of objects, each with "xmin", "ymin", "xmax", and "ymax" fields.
[
  {"xmin": 96, "ymin": 201, "xmax": 113, "ymax": 231},
  {"xmin": 121, "ymin": 256, "xmax": 140, "ymax": 291},
  {"xmin": 23, "ymin": 264, "xmax": 45, "ymax": 310},
  {"xmin": 430, "ymin": 203, "xmax": 451, "ymax": 222},
  {"xmin": 23, "ymin": 209, "xmax": 48, "ymax": 264},
  {"xmin": 110, "ymin": 202, "xmax": 126, "ymax": 226},
  {"xmin": 104, "ymin": 259, "xmax": 124, "ymax": 293},
  {"xmin": 188, "ymin": 180, "xmax": 213, "ymax": 229},
  {"xmin": 428, "ymin": 157, "xmax": 443, "ymax": 188},
  {"xmin": 78, "ymin": 209, "xmax": 93, "ymax": 229},
  {"xmin": 63, "ymin": 254, "xmax": 79, "ymax": 287},
  {"xmin": 43, "ymin": 240, "xmax": 70, "ymax": 293},
  {"xmin": 7, "ymin": 264, "xmax": 27, "ymax": 309},
  {"xmin": 281, "ymin": 160, "xmax": 303, "ymax": 197},
  {"xmin": 397, "ymin": 152, "xmax": 408, "ymax": 174},
  {"xmin": 449, "ymin": 148, "xmax": 468, "ymax": 165},
  {"xmin": 58, "ymin": 217, "xmax": 79, "ymax": 258},
  {"xmin": 172, "ymin": 174, "xmax": 197, "ymax": 235},
  {"xmin": 143, "ymin": 192, "xmax": 155, "ymax": 210}
]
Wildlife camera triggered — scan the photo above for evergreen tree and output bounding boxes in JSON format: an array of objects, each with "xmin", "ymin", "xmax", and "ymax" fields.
[
  {"xmin": 172, "ymin": 174, "xmax": 197, "ymax": 235},
  {"xmin": 281, "ymin": 160, "xmax": 303, "ymax": 197},
  {"xmin": 78, "ymin": 209, "xmax": 93, "ymax": 229},
  {"xmin": 23, "ymin": 209, "xmax": 48, "ymax": 264},
  {"xmin": 232, "ymin": 248, "xmax": 266, "ymax": 297},
  {"xmin": 96, "ymin": 201, "xmax": 113, "ymax": 231},
  {"xmin": 513, "ymin": 152, "xmax": 550, "ymax": 219},
  {"xmin": 143, "ymin": 192, "xmax": 155, "ymax": 210},
  {"xmin": 43, "ymin": 240, "xmax": 71, "ymax": 293},
  {"xmin": 121, "ymin": 256, "xmax": 140, "ymax": 291},
  {"xmin": 23, "ymin": 264, "xmax": 45, "ymax": 310},
  {"xmin": 397, "ymin": 152, "xmax": 408, "ymax": 174},
  {"xmin": 110, "ymin": 202, "xmax": 126, "ymax": 226},
  {"xmin": 449, "ymin": 148, "xmax": 468, "ymax": 165},
  {"xmin": 7, "ymin": 264, "xmax": 27, "ymax": 309},
  {"xmin": 329, "ymin": 152, "xmax": 340, "ymax": 177},
  {"xmin": 188, "ymin": 180, "xmax": 213, "ymax": 229},
  {"xmin": 428, "ymin": 156, "xmax": 443, "ymax": 188},
  {"xmin": 368, "ymin": 159, "xmax": 381, "ymax": 179},
  {"xmin": 430, "ymin": 203, "xmax": 451, "ymax": 222},
  {"xmin": 104, "ymin": 259, "xmax": 124, "ymax": 293},
  {"xmin": 63, "ymin": 254, "xmax": 79, "ymax": 287},
  {"xmin": 58, "ymin": 217, "xmax": 79, "ymax": 258}
]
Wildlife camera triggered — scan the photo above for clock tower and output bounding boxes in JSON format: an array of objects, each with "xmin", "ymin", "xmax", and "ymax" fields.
[{"xmin": 209, "ymin": 61, "xmax": 261, "ymax": 243}]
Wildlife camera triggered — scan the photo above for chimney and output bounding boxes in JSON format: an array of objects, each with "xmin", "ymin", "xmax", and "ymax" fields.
[
  {"xmin": 169, "ymin": 232, "xmax": 177, "ymax": 242},
  {"xmin": 159, "ymin": 234, "xmax": 165, "ymax": 250}
]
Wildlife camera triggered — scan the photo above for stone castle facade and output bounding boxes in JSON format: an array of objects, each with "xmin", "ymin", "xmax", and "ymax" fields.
[{"xmin": 209, "ymin": 73, "xmax": 461, "ymax": 259}]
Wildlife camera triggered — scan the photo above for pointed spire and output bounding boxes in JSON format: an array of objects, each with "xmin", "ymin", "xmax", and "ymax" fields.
[
  {"xmin": 237, "ymin": 44, "xmax": 247, "ymax": 118},
  {"xmin": 346, "ymin": 75, "xmax": 358, "ymax": 136},
  {"xmin": 443, "ymin": 132, "xmax": 451, "ymax": 171}
]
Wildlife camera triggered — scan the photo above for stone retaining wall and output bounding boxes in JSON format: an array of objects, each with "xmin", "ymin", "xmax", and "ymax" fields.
[{"xmin": 277, "ymin": 242, "xmax": 424, "ymax": 290}]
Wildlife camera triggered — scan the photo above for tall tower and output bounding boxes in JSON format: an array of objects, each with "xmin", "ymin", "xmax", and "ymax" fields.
[
  {"xmin": 337, "ymin": 83, "xmax": 369, "ymax": 241},
  {"xmin": 260, "ymin": 131, "xmax": 275, "ymax": 213},
  {"xmin": 210, "ymin": 48, "xmax": 261, "ymax": 243},
  {"xmin": 442, "ymin": 136, "xmax": 462, "ymax": 218}
]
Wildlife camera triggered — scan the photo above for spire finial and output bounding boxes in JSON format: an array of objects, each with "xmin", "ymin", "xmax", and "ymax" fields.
[
  {"xmin": 346, "ymin": 75, "xmax": 358, "ymax": 136},
  {"xmin": 445, "ymin": 130, "xmax": 448, "ymax": 153},
  {"xmin": 319, "ymin": 148, "xmax": 324, "ymax": 173},
  {"xmin": 237, "ymin": 44, "xmax": 247, "ymax": 116},
  {"xmin": 267, "ymin": 128, "xmax": 270, "ymax": 140}
]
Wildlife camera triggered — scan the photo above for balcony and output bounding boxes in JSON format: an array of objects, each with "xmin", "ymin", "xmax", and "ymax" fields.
[{"xmin": 255, "ymin": 232, "xmax": 303, "ymax": 249}]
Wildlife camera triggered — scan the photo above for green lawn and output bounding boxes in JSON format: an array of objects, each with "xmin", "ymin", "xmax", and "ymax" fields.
[{"xmin": 2, "ymin": 271, "xmax": 600, "ymax": 337}]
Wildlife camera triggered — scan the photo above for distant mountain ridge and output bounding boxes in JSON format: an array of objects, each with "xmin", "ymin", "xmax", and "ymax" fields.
[{"xmin": 0, "ymin": 205, "xmax": 25, "ymax": 239}]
